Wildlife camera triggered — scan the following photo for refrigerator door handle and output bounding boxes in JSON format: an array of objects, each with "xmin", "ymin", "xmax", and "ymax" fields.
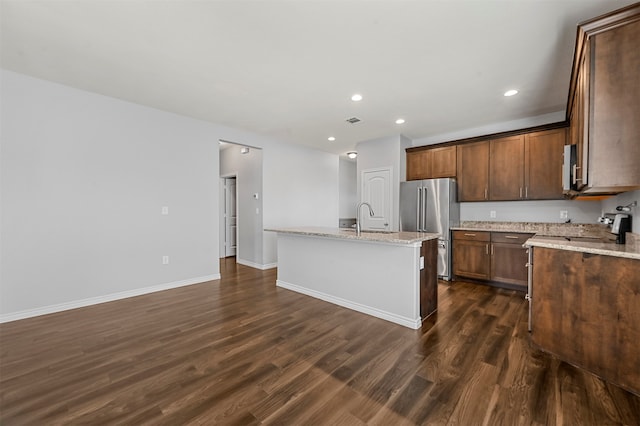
[
  {"xmin": 418, "ymin": 187, "xmax": 427, "ymax": 232},
  {"xmin": 421, "ymin": 187, "xmax": 427, "ymax": 231},
  {"xmin": 416, "ymin": 187, "xmax": 422, "ymax": 231}
]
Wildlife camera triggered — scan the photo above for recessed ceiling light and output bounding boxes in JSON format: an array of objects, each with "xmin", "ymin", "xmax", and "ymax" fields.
[
  {"xmin": 395, "ymin": 118, "xmax": 406, "ymax": 124},
  {"xmin": 351, "ymin": 94, "xmax": 363, "ymax": 102},
  {"xmin": 504, "ymin": 89, "xmax": 518, "ymax": 97},
  {"xmin": 347, "ymin": 151, "xmax": 357, "ymax": 159},
  {"xmin": 328, "ymin": 136, "xmax": 336, "ymax": 141}
]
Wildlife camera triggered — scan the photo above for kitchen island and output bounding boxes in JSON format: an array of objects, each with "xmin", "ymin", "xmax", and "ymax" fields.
[{"xmin": 266, "ymin": 227, "xmax": 440, "ymax": 329}]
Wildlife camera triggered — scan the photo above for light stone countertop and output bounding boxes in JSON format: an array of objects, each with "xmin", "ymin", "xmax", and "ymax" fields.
[
  {"xmin": 451, "ymin": 221, "xmax": 610, "ymax": 237},
  {"xmin": 265, "ymin": 227, "xmax": 440, "ymax": 246},
  {"xmin": 451, "ymin": 221, "xmax": 639, "ymax": 259},
  {"xmin": 524, "ymin": 235, "xmax": 640, "ymax": 260}
]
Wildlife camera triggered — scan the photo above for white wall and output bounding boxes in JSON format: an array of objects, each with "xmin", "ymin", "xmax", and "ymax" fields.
[
  {"xmin": 261, "ymin": 141, "xmax": 339, "ymax": 265},
  {"xmin": 602, "ymin": 190, "xmax": 640, "ymax": 234},
  {"xmin": 1, "ymin": 69, "xmax": 340, "ymax": 319},
  {"xmin": 460, "ymin": 199, "xmax": 602, "ymax": 224},
  {"xmin": 220, "ymin": 145, "xmax": 264, "ymax": 267},
  {"xmin": 356, "ymin": 135, "xmax": 403, "ymax": 230},
  {"xmin": 339, "ymin": 158, "xmax": 357, "ymax": 218},
  {"xmin": 411, "ymin": 111, "xmax": 565, "ymax": 147},
  {"xmin": 1, "ymin": 70, "xmax": 220, "ymax": 319}
]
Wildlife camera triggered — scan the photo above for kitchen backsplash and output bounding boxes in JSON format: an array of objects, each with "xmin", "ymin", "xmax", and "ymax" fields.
[{"xmin": 460, "ymin": 199, "xmax": 603, "ymax": 224}]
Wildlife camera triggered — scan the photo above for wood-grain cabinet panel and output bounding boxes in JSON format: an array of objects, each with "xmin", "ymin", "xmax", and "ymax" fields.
[
  {"xmin": 406, "ymin": 146, "xmax": 456, "ymax": 181},
  {"xmin": 489, "ymin": 135, "xmax": 525, "ymax": 200},
  {"xmin": 453, "ymin": 231, "xmax": 532, "ymax": 289},
  {"xmin": 456, "ymin": 142, "xmax": 490, "ymax": 201},
  {"xmin": 531, "ymin": 247, "xmax": 640, "ymax": 395}
]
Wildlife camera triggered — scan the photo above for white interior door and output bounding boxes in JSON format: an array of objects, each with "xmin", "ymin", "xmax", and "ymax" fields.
[
  {"xmin": 224, "ymin": 177, "xmax": 237, "ymax": 257},
  {"xmin": 361, "ymin": 168, "xmax": 391, "ymax": 230}
]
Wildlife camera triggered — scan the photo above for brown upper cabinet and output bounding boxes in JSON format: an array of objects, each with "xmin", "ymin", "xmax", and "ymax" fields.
[
  {"xmin": 406, "ymin": 149, "xmax": 430, "ymax": 181},
  {"xmin": 455, "ymin": 129, "xmax": 565, "ymax": 202},
  {"xmin": 567, "ymin": 4, "xmax": 640, "ymax": 193},
  {"xmin": 406, "ymin": 146, "xmax": 456, "ymax": 181},
  {"xmin": 489, "ymin": 135, "xmax": 525, "ymax": 200},
  {"xmin": 457, "ymin": 141, "xmax": 490, "ymax": 201},
  {"xmin": 525, "ymin": 129, "xmax": 565, "ymax": 199}
]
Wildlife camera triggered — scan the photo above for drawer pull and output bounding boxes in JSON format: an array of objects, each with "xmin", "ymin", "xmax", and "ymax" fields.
[
  {"xmin": 464, "ymin": 233, "xmax": 476, "ymax": 236},
  {"xmin": 505, "ymin": 236, "xmax": 519, "ymax": 239}
]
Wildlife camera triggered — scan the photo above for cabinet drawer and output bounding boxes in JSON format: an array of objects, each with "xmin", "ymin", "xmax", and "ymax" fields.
[
  {"xmin": 491, "ymin": 232, "xmax": 534, "ymax": 244},
  {"xmin": 453, "ymin": 230, "xmax": 490, "ymax": 242}
]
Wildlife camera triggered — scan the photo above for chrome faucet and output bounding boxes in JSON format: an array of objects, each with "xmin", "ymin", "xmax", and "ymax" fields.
[{"xmin": 356, "ymin": 202, "xmax": 375, "ymax": 236}]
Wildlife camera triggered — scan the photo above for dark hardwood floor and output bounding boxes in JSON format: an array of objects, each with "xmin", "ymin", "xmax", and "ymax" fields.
[{"xmin": 1, "ymin": 257, "xmax": 639, "ymax": 425}]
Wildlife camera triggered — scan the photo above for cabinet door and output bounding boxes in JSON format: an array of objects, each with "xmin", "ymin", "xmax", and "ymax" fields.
[
  {"xmin": 490, "ymin": 242, "xmax": 528, "ymax": 288},
  {"xmin": 525, "ymin": 129, "xmax": 565, "ymax": 199},
  {"xmin": 587, "ymin": 20, "xmax": 640, "ymax": 191},
  {"xmin": 457, "ymin": 141, "xmax": 489, "ymax": 201},
  {"xmin": 430, "ymin": 146, "xmax": 457, "ymax": 178},
  {"xmin": 572, "ymin": 43, "xmax": 590, "ymax": 190},
  {"xmin": 489, "ymin": 135, "xmax": 525, "ymax": 200},
  {"xmin": 453, "ymin": 240, "xmax": 490, "ymax": 280},
  {"xmin": 420, "ymin": 239, "xmax": 438, "ymax": 318},
  {"xmin": 406, "ymin": 150, "xmax": 430, "ymax": 181},
  {"xmin": 531, "ymin": 247, "xmax": 640, "ymax": 395}
]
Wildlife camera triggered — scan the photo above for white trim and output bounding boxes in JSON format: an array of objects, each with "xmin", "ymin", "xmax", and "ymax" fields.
[
  {"xmin": 0, "ymin": 274, "xmax": 221, "ymax": 324},
  {"xmin": 236, "ymin": 258, "xmax": 277, "ymax": 270},
  {"xmin": 276, "ymin": 279, "xmax": 421, "ymax": 329}
]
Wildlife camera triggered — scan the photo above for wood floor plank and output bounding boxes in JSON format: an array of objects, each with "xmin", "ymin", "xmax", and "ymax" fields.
[{"xmin": 1, "ymin": 257, "xmax": 639, "ymax": 424}]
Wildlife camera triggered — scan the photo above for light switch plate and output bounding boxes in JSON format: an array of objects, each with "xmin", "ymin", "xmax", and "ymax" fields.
[
  {"xmin": 490, "ymin": 210, "xmax": 496, "ymax": 218},
  {"xmin": 161, "ymin": 206, "xmax": 169, "ymax": 215},
  {"xmin": 560, "ymin": 210, "xmax": 568, "ymax": 219}
]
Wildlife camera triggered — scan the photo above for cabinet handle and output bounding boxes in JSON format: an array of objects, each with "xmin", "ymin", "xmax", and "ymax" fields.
[
  {"xmin": 520, "ymin": 187, "xmax": 523, "ymax": 198},
  {"xmin": 486, "ymin": 244, "xmax": 489, "ymax": 255},
  {"xmin": 484, "ymin": 188, "xmax": 488, "ymax": 200},
  {"xmin": 525, "ymin": 187, "xmax": 528, "ymax": 198},
  {"xmin": 572, "ymin": 164, "xmax": 583, "ymax": 184},
  {"xmin": 505, "ymin": 235, "xmax": 519, "ymax": 239},
  {"xmin": 464, "ymin": 233, "xmax": 476, "ymax": 236},
  {"xmin": 491, "ymin": 244, "xmax": 494, "ymax": 255}
]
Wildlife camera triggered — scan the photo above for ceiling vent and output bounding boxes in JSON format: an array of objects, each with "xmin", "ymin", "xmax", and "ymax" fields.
[{"xmin": 345, "ymin": 117, "xmax": 361, "ymax": 124}]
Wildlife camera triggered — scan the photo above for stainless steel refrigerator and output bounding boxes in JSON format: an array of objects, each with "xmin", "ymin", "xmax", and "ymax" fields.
[{"xmin": 399, "ymin": 178, "xmax": 459, "ymax": 280}]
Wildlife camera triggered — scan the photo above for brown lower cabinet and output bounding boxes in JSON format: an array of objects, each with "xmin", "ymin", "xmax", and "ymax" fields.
[
  {"xmin": 453, "ymin": 230, "xmax": 533, "ymax": 289},
  {"xmin": 530, "ymin": 247, "xmax": 640, "ymax": 396},
  {"xmin": 420, "ymin": 239, "xmax": 438, "ymax": 318}
]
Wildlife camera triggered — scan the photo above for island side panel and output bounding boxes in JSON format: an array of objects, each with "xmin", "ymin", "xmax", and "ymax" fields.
[
  {"xmin": 275, "ymin": 234, "xmax": 422, "ymax": 328},
  {"xmin": 421, "ymin": 239, "xmax": 438, "ymax": 319}
]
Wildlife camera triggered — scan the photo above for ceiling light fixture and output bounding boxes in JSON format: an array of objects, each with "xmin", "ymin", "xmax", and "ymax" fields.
[
  {"xmin": 504, "ymin": 89, "xmax": 519, "ymax": 97},
  {"xmin": 351, "ymin": 94, "xmax": 363, "ymax": 102},
  {"xmin": 347, "ymin": 151, "xmax": 357, "ymax": 159},
  {"xmin": 328, "ymin": 136, "xmax": 336, "ymax": 141},
  {"xmin": 395, "ymin": 118, "xmax": 406, "ymax": 124}
]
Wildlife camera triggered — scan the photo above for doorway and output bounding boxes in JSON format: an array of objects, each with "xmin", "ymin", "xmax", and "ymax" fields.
[{"xmin": 222, "ymin": 177, "xmax": 237, "ymax": 257}]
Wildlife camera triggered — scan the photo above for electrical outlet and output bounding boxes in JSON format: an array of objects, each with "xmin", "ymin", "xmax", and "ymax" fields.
[
  {"xmin": 560, "ymin": 210, "xmax": 568, "ymax": 219},
  {"xmin": 490, "ymin": 210, "xmax": 497, "ymax": 218},
  {"xmin": 162, "ymin": 256, "xmax": 169, "ymax": 265},
  {"xmin": 161, "ymin": 206, "xmax": 169, "ymax": 215}
]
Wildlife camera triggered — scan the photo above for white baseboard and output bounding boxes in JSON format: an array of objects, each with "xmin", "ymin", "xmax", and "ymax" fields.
[
  {"xmin": 0, "ymin": 274, "xmax": 221, "ymax": 324},
  {"xmin": 276, "ymin": 279, "xmax": 421, "ymax": 329},
  {"xmin": 236, "ymin": 258, "xmax": 277, "ymax": 270}
]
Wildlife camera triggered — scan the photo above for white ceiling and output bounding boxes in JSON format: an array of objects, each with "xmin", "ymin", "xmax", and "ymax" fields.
[{"xmin": 1, "ymin": 0, "xmax": 636, "ymax": 156}]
